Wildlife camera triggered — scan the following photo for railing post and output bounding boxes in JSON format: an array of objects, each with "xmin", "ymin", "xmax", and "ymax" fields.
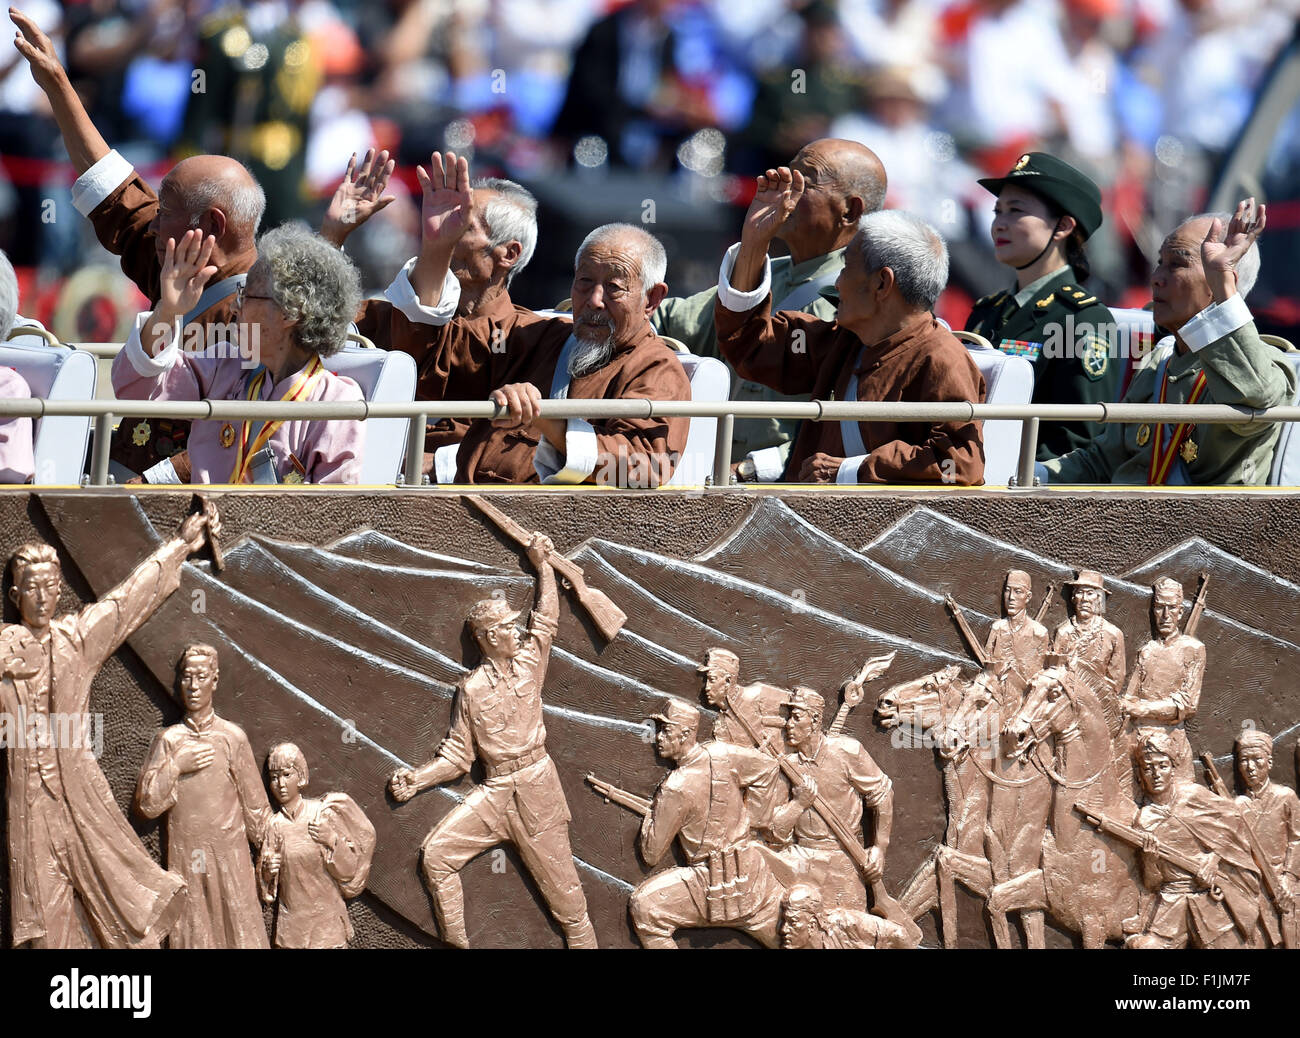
[
  {"xmin": 712, "ymin": 414, "xmax": 734, "ymax": 486},
  {"xmin": 1015, "ymin": 417, "xmax": 1039, "ymax": 488},
  {"xmin": 91, "ymin": 412, "xmax": 113, "ymax": 486},
  {"xmin": 403, "ymin": 413, "xmax": 426, "ymax": 486}
]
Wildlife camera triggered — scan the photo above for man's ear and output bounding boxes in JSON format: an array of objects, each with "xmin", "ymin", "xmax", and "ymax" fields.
[
  {"xmin": 207, "ymin": 206, "xmax": 229, "ymax": 242},
  {"xmin": 7, "ymin": 585, "xmax": 18, "ymax": 608},
  {"xmin": 875, "ymin": 265, "xmax": 896, "ymax": 298},
  {"xmin": 498, "ymin": 240, "xmax": 522, "ymax": 273},
  {"xmin": 843, "ymin": 195, "xmax": 866, "ymax": 227},
  {"xmin": 645, "ymin": 282, "xmax": 668, "ymax": 314}
]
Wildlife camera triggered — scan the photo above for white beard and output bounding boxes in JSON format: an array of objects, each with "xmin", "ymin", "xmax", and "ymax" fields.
[{"xmin": 568, "ymin": 334, "xmax": 615, "ymax": 378}]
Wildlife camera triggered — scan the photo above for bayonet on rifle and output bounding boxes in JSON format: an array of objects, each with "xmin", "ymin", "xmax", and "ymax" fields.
[{"xmin": 586, "ymin": 773, "xmax": 651, "ymax": 817}]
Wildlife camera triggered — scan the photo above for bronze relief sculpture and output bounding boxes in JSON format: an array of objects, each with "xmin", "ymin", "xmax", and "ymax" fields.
[
  {"xmin": 0, "ymin": 505, "xmax": 218, "ymax": 948},
  {"xmin": 137, "ymin": 644, "xmax": 272, "ymax": 948},
  {"xmin": 260, "ymin": 742, "xmax": 376, "ymax": 948},
  {"xmin": 387, "ymin": 532, "xmax": 598, "ymax": 948},
  {"xmin": 8, "ymin": 491, "xmax": 1299, "ymax": 949}
]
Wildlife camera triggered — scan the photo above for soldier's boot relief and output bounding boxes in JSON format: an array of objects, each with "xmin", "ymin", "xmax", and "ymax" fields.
[
  {"xmin": 431, "ymin": 876, "xmax": 470, "ymax": 949},
  {"xmin": 562, "ymin": 914, "xmax": 598, "ymax": 949}
]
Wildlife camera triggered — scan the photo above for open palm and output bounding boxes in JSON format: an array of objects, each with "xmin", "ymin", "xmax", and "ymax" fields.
[
  {"xmin": 1202, "ymin": 196, "xmax": 1266, "ymax": 274},
  {"xmin": 743, "ymin": 167, "xmax": 805, "ymax": 243},
  {"xmin": 416, "ymin": 150, "xmax": 472, "ymax": 249},
  {"xmin": 159, "ymin": 230, "xmax": 217, "ymax": 315},
  {"xmin": 322, "ymin": 148, "xmax": 397, "ymax": 244}
]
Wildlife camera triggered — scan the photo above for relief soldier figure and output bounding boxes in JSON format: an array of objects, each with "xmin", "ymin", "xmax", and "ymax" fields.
[
  {"xmin": 698, "ymin": 647, "xmax": 789, "ymax": 754},
  {"xmin": 1051, "ymin": 570, "xmax": 1126, "ymax": 728},
  {"xmin": 388, "ymin": 533, "xmax": 598, "ymax": 948},
  {"xmin": 780, "ymin": 883, "xmax": 916, "ymax": 949},
  {"xmin": 260, "ymin": 743, "xmax": 377, "ymax": 948},
  {"xmin": 984, "ymin": 570, "xmax": 1050, "ymax": 685},
  {"xmin": 1119, "ymin": 578, "xmax": 1205, "ymax": 782},
  {"xmin": 1125, "ymin": 730, "xmax": 1262, "ymax": 949},
  {"xmin": 0, "ymin": 507, "xmax": 217, "ymax": 948},
  {"xmin": 137, "ymin": 644, "xmax": 272, "ymax": 948},
  {"xmin": 630, "ymin": 699, "xmax": 786, "ymax": 948},
  {"xmin": 768, "ymin": 688, "xmax": 893, "ymax": 912},
  {"xmin": 1234, "ymin": 730, "xmax": 1300, "ymax": 946}
]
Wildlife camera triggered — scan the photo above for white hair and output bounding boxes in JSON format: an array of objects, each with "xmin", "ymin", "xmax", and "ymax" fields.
[
  {"xmin": 473, "ymin": 178, "xmax": 538, "ymax": 288},
  {"xmin": 0, "ymin": 250, "xmax": 17, "ymax": 340},
  {"xmin": 854, "ymin": 210, "xmax": 949, "ymax": 311},
  {"xmin": 574, "ymin": 222, "xmax": 667, "ymax": 295},
  {"xmin": 248, "ymin": 223, "xmax": 362, "ymax": 358},
  {"xmin": 1189, "ymin": 211, "xmax": 1261, "ymax": 299}
]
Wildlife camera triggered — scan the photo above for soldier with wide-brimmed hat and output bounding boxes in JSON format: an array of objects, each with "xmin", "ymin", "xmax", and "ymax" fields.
[{"xmin": 1051, "ymin": 569, "xmax": 1126, "ymax": 725}]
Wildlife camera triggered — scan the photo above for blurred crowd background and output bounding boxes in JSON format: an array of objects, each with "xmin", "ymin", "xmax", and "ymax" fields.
[{"xmin": 0, "ymin": 0, "xmax": 1297, "ymax": 341}]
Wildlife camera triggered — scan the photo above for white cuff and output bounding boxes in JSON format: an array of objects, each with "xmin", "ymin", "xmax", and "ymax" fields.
[
  {"xmin": 1180, "ymin": 294, "xmax": 1251, "ymax": 353},
  {"xmin": 534, "ymin": 420, "xmax": 599, "ymax": 484},
  {"xmin": 1033, "ymin": 461, "xmax": 1050, "ymax": 485},
  {"xmin": 71, "ymin": 150, "xmax": 134, "ymax": 217},
  {"xmin": 749, "ymin": 445, "xmax": 786, "ymax": 482},
  {"xmin": 717, "ymin": 242, "xmax": 772, "ymax": 312},
  {"xmin": 142, "ymin": 457, "xmax": 184, "ymax": 484},
  {"xmin": 836, "ymin": 454, "xmax": 868, "ymax": 483},
  {"xmin": 434, "ymin": 442, "xmax": 459, "ymax": 484},
  {"xmin": 124, "ymin": 311, "xmax": 182, "ymax": 376},
  {"xmin": 382, "ymin": 258, "xmax": 460, "ymax": 325}
]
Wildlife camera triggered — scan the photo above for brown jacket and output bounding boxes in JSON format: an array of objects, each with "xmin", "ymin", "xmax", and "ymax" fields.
[
  {"xmin": 360, "ymin": 301, "xmax": 690, "ymax": 484},
  {"xmin": 356, "ymin": 290, "xmax": 547, "ymax": 453},
  {"xmin": 89, "ymin": 174, "xmax": 252, "ymax": 474},
  {"xmin": 715, "ymin": 298, "xmax": 986, "ymax": 484}
]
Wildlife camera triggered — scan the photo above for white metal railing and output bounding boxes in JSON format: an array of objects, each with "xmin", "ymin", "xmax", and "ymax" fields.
[{"xmin": 2, "ymin": 397, "xmax": 1299, "ymax": 487}]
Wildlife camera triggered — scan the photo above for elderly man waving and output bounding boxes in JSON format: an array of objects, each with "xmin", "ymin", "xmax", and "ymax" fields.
[
  {"xmin": 714, "ymin": 167, "xmax": 986, "ymax": 484},
  {"xmin": 1040, "ymin": 199, "xmax": 1295, "ymax": 486},
  {"xmin": 378, "ymin": 152, "xmax": 690, "ymax": 487}
]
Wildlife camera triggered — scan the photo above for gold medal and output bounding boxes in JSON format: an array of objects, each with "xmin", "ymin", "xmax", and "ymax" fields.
[
  {"xmin": 1136, "ymin": 424, "xmax": 1150, "ymax": 447},
  {"xmin": 1180, "ymin": 438, "xmax": 1198, "ymax": 463},
  {"xmin": 220, "ymin": 423, "xmax": 236, "ymax": 449},
  {"xmin": 131, "ymin": 420, "xmax": 151, "ymax": 446}
]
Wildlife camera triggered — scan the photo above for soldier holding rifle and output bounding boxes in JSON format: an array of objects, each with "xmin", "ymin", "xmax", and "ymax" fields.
[
  {"xmin": 1082, "ymin": 730, "xmax": 1261, "ymax": 949},
  {"xmin": 388, "ymin": 530, "xmax": 597, "ymax": 948}
]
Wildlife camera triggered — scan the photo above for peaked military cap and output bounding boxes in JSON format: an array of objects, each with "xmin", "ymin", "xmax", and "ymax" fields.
[{"xmin": 978, "ymin": 152, "xmax": 1104, "ymax": 240}]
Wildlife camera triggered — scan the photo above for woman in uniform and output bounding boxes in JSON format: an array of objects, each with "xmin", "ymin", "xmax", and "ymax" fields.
[{"xmin": 966, "ymin": 152, "xmax": 1120, "ymax": 460}]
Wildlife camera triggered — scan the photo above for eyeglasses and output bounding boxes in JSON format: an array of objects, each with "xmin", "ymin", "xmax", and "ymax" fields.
[{"xmin": 235, "ymin": 284, "xmax": 274, "ymax": 309}]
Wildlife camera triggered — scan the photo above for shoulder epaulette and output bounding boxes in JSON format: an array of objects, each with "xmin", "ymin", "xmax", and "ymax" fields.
[
  {"xmin": 976, "ymin": 290, "xmax": 1009, "ymax": 310},
  {"xmin": 1056, "ymin": 284, "xmax": 1100, "ymax": 311}
]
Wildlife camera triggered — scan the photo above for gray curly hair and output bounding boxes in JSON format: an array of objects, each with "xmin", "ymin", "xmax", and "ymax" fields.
[{"xmin": 246, "ymin": 223, "xmax": 361, "ymax": 358}]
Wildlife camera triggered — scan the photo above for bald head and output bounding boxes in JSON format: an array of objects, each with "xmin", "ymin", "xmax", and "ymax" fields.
[
  {"xmin": 781, "ymin": 138, "xmax": 887, "ymax": 263},
  {"xmin": 806, "ymin": 138, "xmax": 887, "ymax": 211},
  {"xmin": 154, "ymin": 155, "xmax": 265, "ymax": 264}
]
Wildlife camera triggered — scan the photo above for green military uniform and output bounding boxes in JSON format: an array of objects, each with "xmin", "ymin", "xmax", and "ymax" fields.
[
  {"xmin": 967, "ymin": 265, "xmax": 1120, "ymax": 459},
  {"xmin": 654, "ymin": 249, "xmax": 843, "ymax": 477},
  {"xmin": 179, "ymin": 5, "xmax": 318, "ymax": 227},
  {"xmin": 1044, "ymin": 302, "xmax": 1296, "ymax": 485}
]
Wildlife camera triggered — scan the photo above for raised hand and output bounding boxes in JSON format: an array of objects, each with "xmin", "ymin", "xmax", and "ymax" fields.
[
  {"xmin": 158, "ymin": 229, "xmax": 218, "ymax": 318},
  {"xmin": 1202, "ymin": 197, "xmax": 1266, "ymax": 303},
  {"xmin": 742, "ymin": 166, "xmax": 805, "ymax": 248},
  {"xmin": 11, "ymin": 7, "xmax": 66, "ymax": 97},
  {"xmin": 416, "ymin": 150, "xmax": 472, "ymax": 252},
  {"xmin": 321, "ymin": 148, "xmax": 397, "ymax": 246}
]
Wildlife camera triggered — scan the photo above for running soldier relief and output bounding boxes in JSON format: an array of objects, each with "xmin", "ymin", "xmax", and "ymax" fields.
[{"xmin": 3, "ymin": 493, "xmax": 1299, "ymax": 949}]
